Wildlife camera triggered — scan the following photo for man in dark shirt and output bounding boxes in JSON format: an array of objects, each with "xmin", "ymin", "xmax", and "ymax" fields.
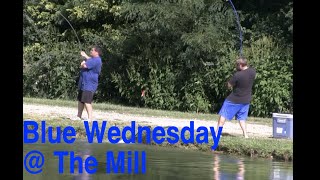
[{"xmin": 217, "ymin": 58, "xmax": 256, "ymax": 138}]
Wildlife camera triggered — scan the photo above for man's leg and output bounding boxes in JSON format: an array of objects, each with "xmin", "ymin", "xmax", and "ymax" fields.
[
  {"xmin": 77, "ymin": 101, "xmax": 85, "ymax": 118},
  {"xmin": 216, "ymin": 100, "xmax": 236, "ymax": 135},
  {"xmin": 216, "ymin": 115, "xmax": 226, "ymax": 135},
  {"xmin": 82, "ymin": 90, "xmax": 94, "ymax": 121},
  {"xmin": 73, "ymin": 90, "xmax": 84, "ymax": 120},
  {"xmin": 236, "ymin": 104, "xmax": 250, "ymax": 138},
  {"xmin": 84, "ymin": 103, "xmax": 93, "ymax": 121},
  {"xmin": 238, "ymin": 120, "xmax": 248, "ymax": 138}
]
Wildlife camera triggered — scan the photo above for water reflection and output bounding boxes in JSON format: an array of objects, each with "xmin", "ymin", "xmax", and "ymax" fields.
[
  {"xmin": 23, "ymin": 143, "xmax": 293, "ymax": 180},
  {"xmin": 270, "ymin": 161, "xmax": 293, "ymax": 180},
  {"xmin": 213, "ymin": 154, "xmax": 245, "ymax": 180},
  {"xmin": 72, "ymin": 147, "xmax": 92, "ymax": 180},
  {"xmin": 237, "ymin": 158, "xmax": 245, "ymax": 180}
]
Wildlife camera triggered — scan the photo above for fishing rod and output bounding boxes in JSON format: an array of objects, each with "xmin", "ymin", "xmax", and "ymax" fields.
[
  {"xmin": 57, "ymin": 11, "xmax": 83, "ymax": 52},
  {"xmin": 24, "ymin": 11, "xmax": 83, "ymax": 52},
  {"xmin": 24, "ymin": 9, "xmax": 87, "ymax": 88}
]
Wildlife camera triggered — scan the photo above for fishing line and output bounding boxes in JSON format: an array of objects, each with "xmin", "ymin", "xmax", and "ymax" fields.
[
  {"xmin": 226, "ymin": 0, "xmax": 243, "ymax": 58},
  {"xmin": 203, "ymin": 0, "xmax": 243, "ymax": 66},
  {"xmin": 57, "ymin": 11, "xmax": 83, "ymax": 52}
]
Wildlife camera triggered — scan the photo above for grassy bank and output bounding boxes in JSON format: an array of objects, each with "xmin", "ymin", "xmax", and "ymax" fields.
[
  {"xmin": 23, "ymin": 112, "xmax": 292, "ymax": 162},
  {"xmin": 23, "ymin": 97, "xmax": 272, "ymax": 125}
]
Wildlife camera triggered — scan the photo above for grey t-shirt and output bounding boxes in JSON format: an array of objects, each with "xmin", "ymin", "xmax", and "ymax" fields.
[{"xmin": 226, "ymin": 67, "xmax": 256, "ymax": 104}]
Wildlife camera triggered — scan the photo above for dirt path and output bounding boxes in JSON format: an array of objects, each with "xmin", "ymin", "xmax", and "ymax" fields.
[{"xmin": 23, "ymin": 103, "xmax": 272, "ymax": 138}]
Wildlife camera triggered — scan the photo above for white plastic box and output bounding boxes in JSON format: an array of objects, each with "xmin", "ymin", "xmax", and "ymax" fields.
[{"xmin": 272, "ymin": 113, "xmax": 293, "ymax": 139}]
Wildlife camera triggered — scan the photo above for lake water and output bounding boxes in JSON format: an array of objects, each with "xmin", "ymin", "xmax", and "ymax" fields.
[{"xmin": 23, "ymin": 142, "xmax": 293, "ymax": 180}]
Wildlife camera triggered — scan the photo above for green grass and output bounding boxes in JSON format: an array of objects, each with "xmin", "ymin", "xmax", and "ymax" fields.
[
  {"xmin": 216, "ymin": 136, "xmax": 292, "ymax": 161},
  {"xmin": 23, "ymin": 97, "xmax": 272, "ymax": 125}
]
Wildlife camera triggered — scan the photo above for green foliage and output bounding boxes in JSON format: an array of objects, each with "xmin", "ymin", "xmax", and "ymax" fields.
[
  {"xmin": 23, "ymin": 42, "xmax": 80, "ymax": 99},
  {"xmin": 181, "ymin": 74, "xmax": 210, "ymax": 113},
  {"xmin": 23, "ymin": 0, "xmax": 293, "ymax": 118},
  {"xmin": 145, "ymin": 65, "xmax": 180, "ymax": 110},
  {"xmin": 245, "ymin": 36, "xmax": 292, "ymax": 117},
  {"xmin": 242, "ymin": 1, "xmax": 293, "ymax": 45},
  {"xmin": 110, "ymin": 0, "xmax": 237, "ymax": 112},
  {"xmin": 23, "ymin": 0, "xmax": 122, "ymax": 100}
]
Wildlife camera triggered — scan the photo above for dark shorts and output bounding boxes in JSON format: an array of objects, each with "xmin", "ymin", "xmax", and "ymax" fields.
[
  {"xmin": 77, "ymin": 90, "xmax": 94, "ymax": 104},
  {"xmin": 218, "ymin": 100, "xmax": 250, "ymax": 120}
]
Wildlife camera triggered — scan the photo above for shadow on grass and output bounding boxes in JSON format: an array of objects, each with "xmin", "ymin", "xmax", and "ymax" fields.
[{"xmin": 221, "ymin": 132, "xmax": 236, "ymax": 137}]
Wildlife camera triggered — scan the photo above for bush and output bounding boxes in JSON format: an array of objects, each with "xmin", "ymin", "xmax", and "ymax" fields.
[{"xmin": 245, "ymin": 36, "xmax": 292, "ymax": 117}]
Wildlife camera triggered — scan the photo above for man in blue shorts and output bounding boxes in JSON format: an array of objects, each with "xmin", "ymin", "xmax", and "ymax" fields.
[
  {"xmin": 216, "ymin": 58, "xmax": 256, "ymax": 138},
  {"xmin": 72, "ymin": 45, "xmax": 102, "ymax": 121}
]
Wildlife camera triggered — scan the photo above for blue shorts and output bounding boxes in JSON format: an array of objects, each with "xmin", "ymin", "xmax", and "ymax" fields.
[{"xmin": 218, "ymin": 100, "xmax": 250, "ymax": 120}]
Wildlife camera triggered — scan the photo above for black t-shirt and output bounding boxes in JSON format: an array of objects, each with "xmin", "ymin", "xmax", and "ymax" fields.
[{"xmin": 226, "ymin": 67, "xmax": 256, "ymax": 104}]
